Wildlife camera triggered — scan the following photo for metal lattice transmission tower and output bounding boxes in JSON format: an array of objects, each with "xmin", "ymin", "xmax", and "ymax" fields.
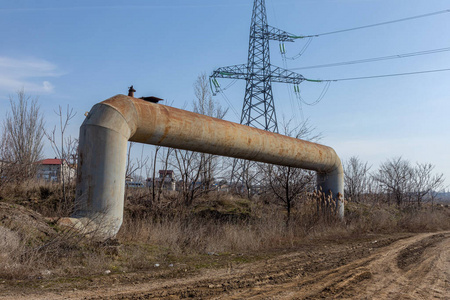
[{"xmin": 211, "ymin": 0, "xmax": 306, "ymax": 132}]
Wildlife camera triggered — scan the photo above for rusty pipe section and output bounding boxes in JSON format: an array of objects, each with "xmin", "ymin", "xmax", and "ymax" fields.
[{"xmin": 72, "ymin": 95, "xmax": 344, "ymax": 238}]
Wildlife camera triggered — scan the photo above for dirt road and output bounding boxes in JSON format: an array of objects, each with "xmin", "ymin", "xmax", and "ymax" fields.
[{"xmin": 2, "ymin": 231, "xmax": 449, "ymax": 299}]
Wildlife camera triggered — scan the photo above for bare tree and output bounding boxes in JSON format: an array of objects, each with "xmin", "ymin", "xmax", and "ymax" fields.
[
  {"xmin": 261, "ymin": 118, "xmax": 320, "ymax": 225},
  {"xmin": 172, "ymin": 148, "xmax": 203, "ymax": 206},
  {"xmin": 264, "ymin": 163, "xmax": 315, "ymax": 225},
  {"xmin": 0, "ymin": 132, "xmax": 14, "ymax": 189},
  {"xmin": 155, "ymin": 146, "xmax": 174, "ymax": 203},
  {"xmin": 150, "ymin": 146, "xmax": 160, "ymax": 203},
  {"xmin": 372, "ymin": 157, "xmax": 413, "ymax": 207},
  {"xmin": 171, "ymin": 73, "xmax": 229, "ymax": 206},
  {"xmin": 65, "ymin": 136, "xmax": 79, "ymax": 172},
  {"xmin": 193, "ymin": 73, "xmax": 228, "ymax": 119},
  {"xmin": 373, "ymin": 157, "xmax": 445, "ymax": 208},
  {"xmin": 411, "ymin": 163, "xmax": 444, "ymax": 208},
  {"xmin": 45, "ymin": 105, "xmax": 77, "ymax": 205},
  {"xmin": 2, "ymin": 89, "xmax": 45, "ymax": 180},
  {"xmin": 193, "ymin": 73, "xmax": 228, "ymax": 192},
  {"xmin": 231, "ymin": 159, "xmax": 262, "ymax": 199},
  {"xmin": 344, "ymin": 156, "xmax": 371, "ymax": 203},
  {"xmin": 125, "ymin": 142, "xmax": 149, "ymax": 181}
]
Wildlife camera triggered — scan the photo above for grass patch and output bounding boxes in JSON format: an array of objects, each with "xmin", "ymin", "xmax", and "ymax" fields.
[{"xmin": 0, "ymin": 182, "xmax": 449, "ymax": 286}]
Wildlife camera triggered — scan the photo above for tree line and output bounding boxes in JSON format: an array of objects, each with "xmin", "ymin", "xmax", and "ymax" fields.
[{"xmin": 0, "ymin": 75, "xmax": 445, "ymax": 224}]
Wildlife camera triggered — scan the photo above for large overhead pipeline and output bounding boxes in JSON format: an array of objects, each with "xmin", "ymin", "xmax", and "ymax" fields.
[{"xmin": 67, "ymin": 95, "xmax": 344, "ymax": 238}]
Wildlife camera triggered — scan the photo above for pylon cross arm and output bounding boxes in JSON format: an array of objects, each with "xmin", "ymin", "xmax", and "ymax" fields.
[
  {"xmin": 211, "ymin": 64, "xmax": 248, "ymax": 80},
  {"xmin": 270, "ymin": 66, "xmax": 305, "ymax": 84},
  {"xmin": 211, "ymin": 64, "xmax": 305, "ymax": 85},
  {"xmin": 266, "ymin": 25, "xmax": 300, "ymax": 42}
]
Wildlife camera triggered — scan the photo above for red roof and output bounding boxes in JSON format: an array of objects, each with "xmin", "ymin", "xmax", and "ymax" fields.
[
  {"xmin": 159, "ymin": 170, "xmax": 173, "ymax": 174},
  {"xmin": 38, "ymin": 158, "xmax": 64, "ymax": 165}
]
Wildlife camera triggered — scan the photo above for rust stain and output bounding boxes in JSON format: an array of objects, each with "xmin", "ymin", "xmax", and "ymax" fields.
[
  {"xmin": 157, "ymin": 106, "xmax": 171, "ymax": 144},
  {"xmin": 101, "ymin": 95, "xmax": 338, "ymax": 171}
]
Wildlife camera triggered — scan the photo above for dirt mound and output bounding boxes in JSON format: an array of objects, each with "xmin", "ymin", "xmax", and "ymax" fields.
[{"xmin": 0, "ymin": 202, "xmax": 56, "ymax": 243}]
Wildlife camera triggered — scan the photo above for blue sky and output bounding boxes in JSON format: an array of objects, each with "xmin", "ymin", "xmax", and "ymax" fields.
[{"xmin": 1, "ymin": 0, "xmax": 449, "ymax": 188}]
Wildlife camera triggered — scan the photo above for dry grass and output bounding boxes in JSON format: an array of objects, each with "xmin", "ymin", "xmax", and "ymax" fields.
[
  {"xmin": 0, "ymin": 179, "xmax": 75, "ymax": 217},
  {"xmin": 0, "ymin": 226, "xmax": 21, "ymax": 260},
  {"xmin": 398, "ymin": 208, "xmax": 450, "ymax": 232},
  {"xmin": 0, "ymin": 183, "xmax": 449, "ymax": 281},
  {"xmin": 344, "ymin": 201, "xmax": 450, "ymax": 234}
]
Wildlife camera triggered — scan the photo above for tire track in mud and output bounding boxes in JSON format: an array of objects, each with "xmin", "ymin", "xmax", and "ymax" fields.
[
  {"xmin": 357, "ymin": 232, "xmax": 449, "ymax": 300},
  {"xmin": 88, "ymin": 241, "xmax": 381, "ymax": 299},
  {"xmin": 298, "ymin": 232, "xmax": 449, "ymax": 300},
  {"xmin": 1, "ymin": 232, "xmax": 448, "ymax": 299},
  {"xmin": 227, "ymin": 231, "xmax": 449, "ymax": 300},
  {"xmin": 103, "ymin": 232, "xmax": 449, "ymax": 300}
]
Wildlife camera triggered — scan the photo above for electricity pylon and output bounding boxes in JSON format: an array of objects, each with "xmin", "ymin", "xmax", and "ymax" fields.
[{"xmin": 210, "ymin": 0, "xmax": 306, "ymax": 133}]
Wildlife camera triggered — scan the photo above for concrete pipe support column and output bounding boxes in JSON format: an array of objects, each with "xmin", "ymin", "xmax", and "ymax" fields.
[{"xmin": 71, "ymin": 95, "xmax": 344, "ymax": 238}]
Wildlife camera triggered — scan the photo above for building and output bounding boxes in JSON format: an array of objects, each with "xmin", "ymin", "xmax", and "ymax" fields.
[
  {"xmin": 146, "ymin": 170, "xmax": 176, "ymax": 191},
  {"xmin": 36, "ymin": 158, "xmax": 76, "ymax": 183}
]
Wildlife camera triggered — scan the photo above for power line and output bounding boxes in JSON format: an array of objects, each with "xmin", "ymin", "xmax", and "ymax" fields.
[
  {"xmin": 281, "ymin": 37, "xmax": 313, "ymax": 60},
  {"xmin": 298, "ymin": 8, "xmax": 450, "ymax": 38},
  {"xmin": 318, "ymin": 68, "xmax": 450, "ymax": 82},
  {"xmin": 290, "ymin": 47, "xmax": 450, "ymax": 70},
  {"xmin": 218, "ymin": 90, "xmax": 240, "ymax": 119},
  {"xmin": 222, "ymin": 79, "xmax": 238, "ymax": 90},
  {"xmin": 296, "ymin": 81, "xmax": 331, "ymax": 106}
]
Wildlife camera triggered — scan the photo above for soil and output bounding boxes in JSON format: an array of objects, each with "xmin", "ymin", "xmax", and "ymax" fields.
[{"xmin": 0, "ymin": 231, "xmax": 448, "ymax": 299}]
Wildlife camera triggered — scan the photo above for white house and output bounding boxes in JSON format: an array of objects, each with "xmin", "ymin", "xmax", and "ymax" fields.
[{"xmin": 36, "ymin": 158, "xmax": 76, "ymax": 183}]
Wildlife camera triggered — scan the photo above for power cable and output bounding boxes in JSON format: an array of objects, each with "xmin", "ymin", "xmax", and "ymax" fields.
[
  {"xmin": 218, "ymin": 90, "xmax": 240, "ymax": 119},
  {"xmin": 270, "ymin": 0, "xmax": 279, "ymax": 28},
  {"xmin": 210, "ymin": 76, "xmax": 240, "ymax": 119},
  {"xmin": 295, "ymin": 81, "xmax": 331, "ymax": 106},
  {"xmin": 290, "ymin": 47, "xmax": 450, "ymax": 70},
  {"xmin": 298, "ymin": 8, "xmax": 450, "ymax": 38},
  {"xmin": 287, "ymin": 80, "xmax": 300, "ymax": 121},
  {"xmin": 317, "ymin": 67, "xmax": 450, "ymax": 82},
  {"xmin": 281, "ymin": 11, "xmax": 450, "ymax": 61},
  {"xmin": 222, "ymin": 79, "xmax": 238, "ymax": 90},
  {"xmin": 279, "ymin": 43, "xmax": 302, "ymax": 121},
  {"xmin": 283, "ymin": 37, "xmax": 314, "ymax": 60}
]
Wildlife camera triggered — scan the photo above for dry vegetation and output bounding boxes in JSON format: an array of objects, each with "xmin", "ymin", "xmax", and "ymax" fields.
[
  {"xmin": 0, "ymin": 181, "xmax": 449, "ymax": 283},
  {"xmin": 1, "ymin": 87, "xmax": 449, "ymax": 295}
]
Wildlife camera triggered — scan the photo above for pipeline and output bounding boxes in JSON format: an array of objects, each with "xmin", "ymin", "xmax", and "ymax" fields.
[{"xmin": 67, "ymin": 95, "xmax": 344, "ymax": 238}]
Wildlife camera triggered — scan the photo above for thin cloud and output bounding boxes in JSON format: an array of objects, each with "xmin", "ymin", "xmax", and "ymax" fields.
[{"xmin": 0, "ymin": 56, "xmax": 63, "ymax": 94}]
